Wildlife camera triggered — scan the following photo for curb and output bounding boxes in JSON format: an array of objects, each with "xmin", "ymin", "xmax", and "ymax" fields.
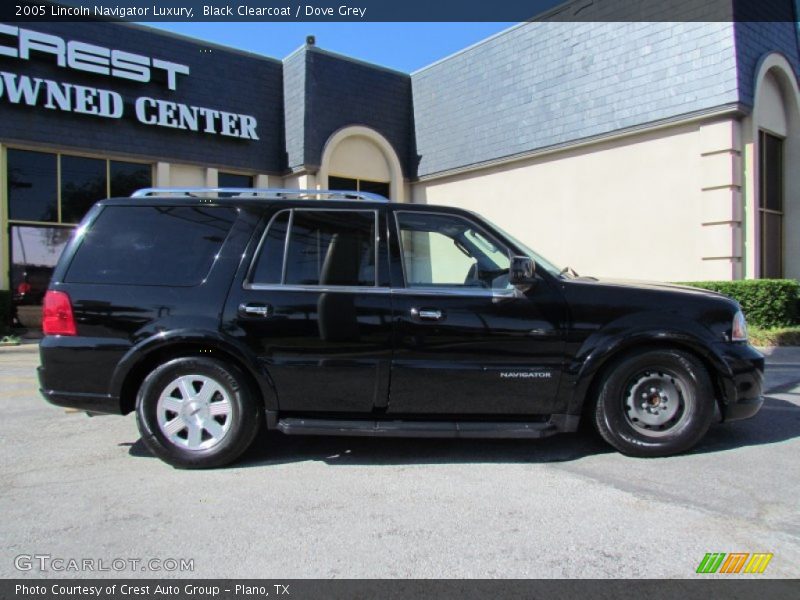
[
  {"xmin": 0, "ymin": 343, "xmax": 40, "ymax": 354},
  {"xmin": 757, "ymin": 346, "xmax": 800, "ymax": 360}
]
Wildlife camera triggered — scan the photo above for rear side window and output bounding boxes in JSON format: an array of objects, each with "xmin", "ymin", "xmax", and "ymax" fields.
[
  {"xmin": 250, "ymin": 209, "xmax": 377, "ymax": 287},
  {"xmin": 250, "ymin": 211, "xmax": 289, "ymax": 285},
  {"xmin": 65, "ymin": 206, "xmax": 236, "ymax": 286}
]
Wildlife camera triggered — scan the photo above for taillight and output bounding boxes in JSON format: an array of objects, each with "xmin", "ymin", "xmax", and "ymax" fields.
[
  {"xmin": 17, "ymin": 282, "xmax": 31, "ymax": 295},
  {"xmin": 42, "ymin": 290, "xmax": 77, "ymax": 336}
]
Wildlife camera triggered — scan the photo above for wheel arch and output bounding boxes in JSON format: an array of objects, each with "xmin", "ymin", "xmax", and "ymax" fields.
[
  {"xmin": 571, "ymin": 333, "xmax": 732, "ymax": 421},
  {"xmin": 112, "ymin": 331, "xmax": 278, "ymax": 415}
]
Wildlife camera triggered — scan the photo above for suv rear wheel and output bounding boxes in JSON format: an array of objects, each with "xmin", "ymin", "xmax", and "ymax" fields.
[
  {"xmin": 136, "ymin": 357, "xmax": 262, "ymax": 468},
  {"xmin": 593, "ymin": 349, "xmax": 715, "ymax": 457}
]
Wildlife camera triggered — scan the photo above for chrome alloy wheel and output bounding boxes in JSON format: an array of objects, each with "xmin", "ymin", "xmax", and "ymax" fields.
[
  {"xmin": 156, "ymin": 374, "xmax": 233, "ymax": 450},
  {"xmin": 623, "ymin": 370, "xmax": 692, "ymax": 437}
]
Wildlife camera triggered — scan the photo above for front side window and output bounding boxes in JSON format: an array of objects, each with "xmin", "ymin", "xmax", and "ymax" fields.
[
  {"xmin": 396, "ymin": 212, "xmax": 511, "ymax": 290},
  {"xmin": 250, "ymin": 210, "xmax": 377, "ymax": 287}
]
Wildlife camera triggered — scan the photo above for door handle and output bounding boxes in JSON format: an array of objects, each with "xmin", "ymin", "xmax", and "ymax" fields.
[
  {"xmin": 239, "ymin": 303, "xmax": 272, "ymax": 318},
  {"xmin": 410, "ymin": 307, "xmax": 444, "ymax": 322}
]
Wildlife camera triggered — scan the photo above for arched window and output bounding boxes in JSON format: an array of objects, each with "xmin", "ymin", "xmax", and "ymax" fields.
[
  {"xmin": 751, "ymin": 56, "xmax": 800, "ymax": 280},
  {"xmin": 319, "ymin": 126, "xmax": 404, "ymax": 202}
]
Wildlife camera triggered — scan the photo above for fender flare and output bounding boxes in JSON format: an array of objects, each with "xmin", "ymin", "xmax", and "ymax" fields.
[
  {"xmin": 567, "ymin": 320, "xmax": 733, "ymax": 415},
  {"xmin": 109, "ymin": 329, "xmax": 278, "ymax": 413}
]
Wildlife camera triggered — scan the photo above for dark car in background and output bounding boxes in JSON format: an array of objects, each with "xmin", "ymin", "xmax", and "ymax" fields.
[
  {"xmin": 11, "ymin": 265, "xmax": 54, "ymax": 329},
  {"xmin": 37, "ymin": 188, "xmax": 764, "ymax": 468}
]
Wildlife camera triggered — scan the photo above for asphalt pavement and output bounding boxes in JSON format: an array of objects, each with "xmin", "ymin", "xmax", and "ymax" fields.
[{"xmin": 1, "ymin": 345, "xmax": 798, "ymax": 578}]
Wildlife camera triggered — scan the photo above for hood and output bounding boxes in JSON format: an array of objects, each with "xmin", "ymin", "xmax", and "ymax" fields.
[{"xmin": 574, "ymin": 277, "xmax": 729, "ymax": 299}]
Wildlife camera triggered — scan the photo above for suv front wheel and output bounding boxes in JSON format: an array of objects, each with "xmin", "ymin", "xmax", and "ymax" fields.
[
  {"xmin": 593, "ymin": 348, "xmax": 715, "ymax": 457},
  {"xmin": 136, "ymin": 357, "xmax": 263, "ymax": 468}
]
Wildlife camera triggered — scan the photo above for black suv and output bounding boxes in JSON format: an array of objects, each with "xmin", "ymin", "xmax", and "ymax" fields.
[{"xmin": 38, "ymin": 188, "xmax": 764, "ymax": 468}]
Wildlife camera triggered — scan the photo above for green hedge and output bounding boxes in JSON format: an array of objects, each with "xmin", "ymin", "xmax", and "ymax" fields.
[
  {"xmin": 0, "ymin": 290, "xmax": 10, "ymax": 335},
  {"xmin": 679, "ymin": 279, "xmax": 799, "ymax": 329}
]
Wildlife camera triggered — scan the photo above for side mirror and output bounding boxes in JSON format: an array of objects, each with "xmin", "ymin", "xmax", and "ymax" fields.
[{"xmin": 509, "ymin": 256, "xmax": 536, "ymax": 290}]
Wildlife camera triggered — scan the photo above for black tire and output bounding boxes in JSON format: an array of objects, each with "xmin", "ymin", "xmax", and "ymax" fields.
[
  {"xmin": 592, "ymin": 348, "xmax": 715, "ymax": 457},
  {"xmin": 135, "ymin": 357, "xmax": 263, "ymax": 469}
]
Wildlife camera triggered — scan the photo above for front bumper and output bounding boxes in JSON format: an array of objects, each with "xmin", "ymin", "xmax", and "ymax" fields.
[{"xmin": 714, "ymin": 342, "xmax": 765, "ymax": 422}]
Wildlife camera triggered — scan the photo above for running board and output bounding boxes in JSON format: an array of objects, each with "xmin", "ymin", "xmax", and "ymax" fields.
[{"xmin": 275, "ymin": 418, "xmax": 561, "ymax": 439}]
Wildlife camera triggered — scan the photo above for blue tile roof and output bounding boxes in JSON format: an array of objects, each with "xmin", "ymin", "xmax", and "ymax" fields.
[{"xmin": 411, "ymin": 21, "xmax": 742, "ymax": 178}]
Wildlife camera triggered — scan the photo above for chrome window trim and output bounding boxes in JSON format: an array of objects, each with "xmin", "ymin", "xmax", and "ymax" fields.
[
  {"xmin": 243, "ymin": 283, "xmax": 515, "ymax": 299},
  {"xmin": 245, "ymin": 208, "xmax": 291, "ymax": 285},
  {"xmin": 393, "ymin": 209, "xmax": 512, "ymax": 293},
  {"xmin": 246, "ymin": 207, "xmax": 380, "ymax": 289},
  {"xmin": 391, "ymin": 287, "xmax": 515, "ymax": 298},
  {"xmin": 282, "ymin": 209, "xmax": 295, "ymax": 284},
  {"xmin": 244, "ymin": 283, "xmax": 391, "ymax": 294}
]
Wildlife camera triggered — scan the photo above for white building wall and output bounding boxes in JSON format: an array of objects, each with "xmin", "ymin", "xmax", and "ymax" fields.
[{"xmin": 411, "ymin": 118, "xmax": 743, "ymax": 282}]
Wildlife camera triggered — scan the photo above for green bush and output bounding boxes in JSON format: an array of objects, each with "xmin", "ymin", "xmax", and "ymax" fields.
[
  {"xmin": 0, "ymin": 290, "xmax": 10, "ymax": 335},
  {"xmin": 749, "ymin": 326, "xmax": 800, "ymax": 347},
  {"xmin": 678, "ymin": 279, "xmax": 799, "ymax": 329}
]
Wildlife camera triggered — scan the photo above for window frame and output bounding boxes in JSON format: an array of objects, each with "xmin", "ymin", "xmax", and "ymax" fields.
[
  {"xmin": 393, "ymin": 210, "xmax": 515, "ymax": 295},
  {"xmin": 245, "ymin": 207, "xmax": 382, "ymax": 291}
]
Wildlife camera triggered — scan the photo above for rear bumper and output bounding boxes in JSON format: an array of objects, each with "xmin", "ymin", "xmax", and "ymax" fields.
[
  {"xmin": 715, "ymin": 342, "xmax": 765, "ymax": 422},
  {"xmin": 38, "ymin": 336, "xmax": 127, "ymax": 415},
  {"xmin": 38, "ymin": 373, "xmax": 122, "ymax": 415}
]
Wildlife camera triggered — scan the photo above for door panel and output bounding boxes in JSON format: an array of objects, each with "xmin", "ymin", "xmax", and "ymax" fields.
[
  {"xmin": 390, "ymin": 288, "xmax": 565, "ymax": 415},
  {"xmin": 388, "ymin": 210, "xmax": 567, "ymax": 416},
  {"xmin": 232, "ymin": 288, "xmax": 392, "ymax": 413},
  {"xmin": 226, "ymin": 208, "xmax": 392, "ymax": 414}
]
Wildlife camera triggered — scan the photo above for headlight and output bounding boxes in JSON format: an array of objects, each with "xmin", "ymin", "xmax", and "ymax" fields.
[{"xmin": 731, "ymin": 310, "xmax": 748, "ymax": 342}]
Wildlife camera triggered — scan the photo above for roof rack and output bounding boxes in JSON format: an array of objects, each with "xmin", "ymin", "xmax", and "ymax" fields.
[{"xmin": 130, "ymin": 187, "xmax": 389, "ymax": 202}]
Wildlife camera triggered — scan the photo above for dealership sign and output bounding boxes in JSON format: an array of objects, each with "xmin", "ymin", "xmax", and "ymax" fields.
[{"xmin": 0, "ymin": 24, "xmax": 259, "ymax": 140}]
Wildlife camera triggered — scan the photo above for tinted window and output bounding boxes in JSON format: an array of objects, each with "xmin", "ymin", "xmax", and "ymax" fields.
[
  {"xmin": 328, "ymin": 176, "xmax": 390, "ymax": 200},
  {"xmin": 328, "ymin": 176, "xmax": 357, "ymax": 189},
  {"xmin": 284, "ymin": 210, "xmax": 376, "ymax": 286},
  {"xmin": 759, "ymin": 131, "xmax": 785, "ymax": 278},
  {"xmin": 358, "ymin": 179, "xmax": 390, "ymax": 198},
  {"xmin": 760, "ymin": 131, "xmax": 783, "ymax": 212},
  {"xmin": 328, "ymin": 176, "xmax": 360, "ymax": 199},
  {"xmin": 66, "ymin": 206, "xmax": 236, "ymax": 286},
  {"xmin": 218, "ymin": 173, "xmax": 254, "ymax": 197},
  {"xmin": 110, "ymin": 161, "xmax": 152, "ymax": 197},
  {"xmin": 250, "ymin": 211, "xmax": 289, "ymax": 284},
  {"xmin": 7, "ymin": 149, "xmax": 58, "ymax": 222},
  {"xmin": 61, "ymin": 155, "xmax": 107, "ymax": 224},
  {"xmin": 219, "ymin": 172, "xmax": 254, "ymax": 188}
]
